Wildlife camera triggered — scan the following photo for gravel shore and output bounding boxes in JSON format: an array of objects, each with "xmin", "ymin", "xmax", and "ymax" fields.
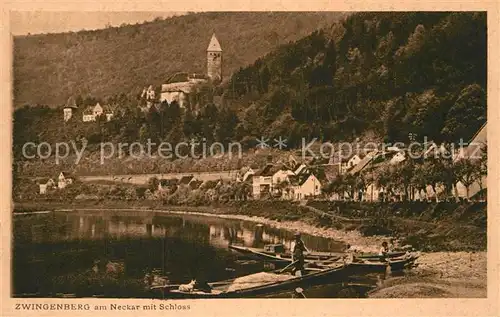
[
  {"xmin": 370, "ymin": 251, "xmax": 487, "ymax": 298},
  {"xmin": 161, "ymin": 209, "xmax": 488, "ymax": 298}
]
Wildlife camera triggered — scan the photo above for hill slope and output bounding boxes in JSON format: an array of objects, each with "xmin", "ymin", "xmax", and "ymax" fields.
[
  {"xmin": 226, "ymin": 12, "xmax": 487, "ymax": 145},
  {"xmin": 13, "ymin": 12, "xmax": 344, "ymax": 107}
]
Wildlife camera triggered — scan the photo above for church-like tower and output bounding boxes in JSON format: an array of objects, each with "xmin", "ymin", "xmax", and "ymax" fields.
[{"xmin": 207, "ymin": 34, "xmax": 222, "ymax": 82}]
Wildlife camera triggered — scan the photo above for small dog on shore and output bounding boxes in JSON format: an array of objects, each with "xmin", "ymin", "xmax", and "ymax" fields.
[{"xmin": 178, "ymin": 279, "xmax": 197, "ymax": 292}]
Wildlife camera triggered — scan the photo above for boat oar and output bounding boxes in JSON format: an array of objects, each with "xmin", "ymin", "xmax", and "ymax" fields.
[{"xmin": 279, "ymin": 260, "xmax": 299, "ymax": 273}]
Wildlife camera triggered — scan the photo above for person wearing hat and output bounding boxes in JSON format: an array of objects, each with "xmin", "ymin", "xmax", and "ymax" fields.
[{"xmin": 290, "ymin": 232, "xmax": 309, "ymax": 276}]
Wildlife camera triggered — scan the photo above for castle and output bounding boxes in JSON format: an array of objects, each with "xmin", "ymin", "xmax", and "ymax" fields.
[
  {"xmin": 159, "ymin": 34, "xmax": 223, "ymax": 108},
  {"xmin": 63, "ymin": 34, "xmax": 223, "ymax": 121}
]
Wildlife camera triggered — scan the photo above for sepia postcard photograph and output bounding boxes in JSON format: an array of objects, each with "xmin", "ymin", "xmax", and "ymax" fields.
[{"xmin": 1, "ymin": 2, "xmax": 499, "ymax": 317}]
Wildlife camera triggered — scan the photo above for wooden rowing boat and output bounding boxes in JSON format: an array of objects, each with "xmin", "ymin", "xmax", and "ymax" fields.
[
  {"xmin": 347, "ymin": 254, "xmax": 420, "ymax": 273},
  {"xmin": 355, "ymin": 251, "xmax": 407, "ymax": 259},
  {"xmin": 229, "ymin": 244, "xmax": 419, "ymax": 273},
  {"xmin": 229, "ymin": 244, "xmax": 406, "ymax": 262},
  {"xmin": 154, "ymin": 264, "xmax": 349, "ymax": 299},
  {"xmin": 228, "ymin": 245, "xmax": 342, "ymax": 263}
]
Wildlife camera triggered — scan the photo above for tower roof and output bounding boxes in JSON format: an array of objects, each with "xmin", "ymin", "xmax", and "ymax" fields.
[
  {"xmin": 64, "ymin": 96, "xmax": 78, "ymax": 109},
  {"xmin": 207, "ymin": 34, "xmax": 222, "ymax": 52}
]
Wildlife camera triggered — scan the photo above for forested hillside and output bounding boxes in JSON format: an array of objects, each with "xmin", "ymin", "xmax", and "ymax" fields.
[
  {"xmin": 13, "ymin": 12, "xmax": 487, "ymax": 177},
  {"xmin": 13, "ymin": 12, "xmax": 343, "ymax": 107},
  {"xmin": 226, "ymin": 12, "xmax": 487, "ymax": 145}
]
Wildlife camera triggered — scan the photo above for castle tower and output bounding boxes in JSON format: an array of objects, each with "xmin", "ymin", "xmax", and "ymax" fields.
[
  {"xmin": 63, "ymin": 96, "xmax": 77, "ymax": 122},
  {"xmin": 207, "ymin": 34, "xmax": 222, "ymax": 82}
]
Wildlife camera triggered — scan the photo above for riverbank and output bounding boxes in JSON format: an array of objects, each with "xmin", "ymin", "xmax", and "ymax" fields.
[
  {"xmin": 158, "ymin": 210, "xmax": 486, "ymax": 298},
  {"xmin": 14, "ymin": 200, "xmax": 487, "ymax": 251},
  {"xmin": 369, "ymin": 251, "xmax": 487, "ymax": 298},
  {"xmin": 13, "ymin": 200, "xmax": 487, "ymax": 298}
]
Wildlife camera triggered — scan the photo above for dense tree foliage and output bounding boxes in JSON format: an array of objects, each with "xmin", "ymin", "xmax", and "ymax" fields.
[{"xmin": 227, "ymin": 12, "xmax": 486, "ymax": 145}]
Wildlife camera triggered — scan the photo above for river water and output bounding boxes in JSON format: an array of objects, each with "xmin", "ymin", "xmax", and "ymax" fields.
[{"xmin": 12, "ymin": 210, "xmax": 384, "ymax": 298}]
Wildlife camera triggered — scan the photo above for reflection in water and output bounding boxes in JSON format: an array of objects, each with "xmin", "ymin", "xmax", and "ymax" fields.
[{"xmin": 12, "ymin": 211, "xmax": 350, "ymax": 298}]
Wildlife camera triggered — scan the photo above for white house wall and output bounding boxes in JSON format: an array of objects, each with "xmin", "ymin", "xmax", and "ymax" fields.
[
  {"xmin": 292, "ymin": 175, "xmax": 321, "ymax": 200},
  {"xmin": 160, "ymin": 91, "xmax": 188, "ymax": 108},
  {"xmin": 272, "ymin": 170, "xmax": 294, "ymax": 185},
  {"xmin": 455, "ymin": 176, "xmax": 486, "ymax": 199}
]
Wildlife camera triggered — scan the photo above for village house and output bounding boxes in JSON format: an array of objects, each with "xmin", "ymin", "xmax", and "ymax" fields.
[
  {"xmin": 82, "ymin": 103, "xmax": 115, "ymax": 122},
  {"xmin": 341, "ymin": 154, "xmax": 363, "ymax": 173},
  {"xmin": 323, "ymin": 150, "xmax": 384, "ymax": 201},
  {"xmin": 252, "ymin": 164, "xmax": 279, "ymax": 198},
  {"xmin": 251, "ymin": 161, "xmax": 323, "ymax": 199},
  {"xmin": 38, "ymin": 178, "xmax": 56, "ymax": 194},
  {"xmin": 236, "ymin": 166, "xmax": 257, "ymax": 182},
  {"xmin": 58, "ymin": 172, "xmax": 74, "ymax": 189},
  {"xmin": 288, "ymin": 173, "xmax": 322, "ymax": 200},
  {"xmin": 157, "ymin": 179, "xmax": 178, "ymax": 192},
  {"xmin": 357, "ymin": 151, "xmax": 407, "ymax": 202},
  {"xmin": 178, "ymin": 175, "xmax": 196, "ymax": 187},
  {"xmin": 272, "ymin": 168, "xmax": 295, "ymax": 187}
]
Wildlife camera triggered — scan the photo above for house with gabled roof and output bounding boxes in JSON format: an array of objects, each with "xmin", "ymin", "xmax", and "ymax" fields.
[
  {"xmin": 58, "ymin": 172, "xmax": 74, "ymax": 189},
  {"xmin": 348, "ymin": 150, "xmax": 379, "ymax": 176},
  {"xmin": 252, "ymin": 164, "xmax": 275, "ymax": 198},
  {"xmin": 82, "ymin": 102, "xmax": 115, "ymax": 122},
  {"xmin": 343, "ymin": 154, "xmax": 364, "ymax": 172},
  {"xmin": 289, "ymin": 173, "xmax": 322, "ymax": 200},
  {"xmin": 38, "ymin": 178, "xmax": 56, "ymax": 194},
  {"xmin": 82, "ymin": 106, "xmax": 95, "ymax": 122},
  {"xmin": 251, "ymin": 163, "xmax": 296, "ymax": 198},
  {"xmin": 178, "ymin": 175, "xmax": 195, "ymax": 186},
  {"xmin": 158, "ymin": 179, "xmax": 178, "ymax": 192},
  {"xmin": 272, "ymin": 167, "xmax": 295, "ymax": 187}
]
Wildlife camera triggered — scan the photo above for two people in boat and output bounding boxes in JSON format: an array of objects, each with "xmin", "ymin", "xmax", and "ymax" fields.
[{"xmin": 290, "ymin": 232, "xmax": 309, "ymax": 276}]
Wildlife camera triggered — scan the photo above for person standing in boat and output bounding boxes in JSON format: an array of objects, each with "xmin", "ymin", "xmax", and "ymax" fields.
[{"xmin": 290, "ymin": 232, "xmax": 309, "ymax": 276}]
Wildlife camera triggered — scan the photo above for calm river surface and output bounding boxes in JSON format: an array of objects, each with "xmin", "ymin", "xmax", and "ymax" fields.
[{"xmin": 13, "ymin": 210, "xmax": 383, "ymax": 298}]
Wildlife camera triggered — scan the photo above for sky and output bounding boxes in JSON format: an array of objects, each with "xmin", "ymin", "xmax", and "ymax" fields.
[{"xmin": 10, "ymin": 11, "xmax": 187, "ymax": 36}]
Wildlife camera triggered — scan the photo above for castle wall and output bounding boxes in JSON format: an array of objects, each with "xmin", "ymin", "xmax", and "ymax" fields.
[{"xmin": 160, "ymin": 91, "xmax": 188, "ymax": 108}]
